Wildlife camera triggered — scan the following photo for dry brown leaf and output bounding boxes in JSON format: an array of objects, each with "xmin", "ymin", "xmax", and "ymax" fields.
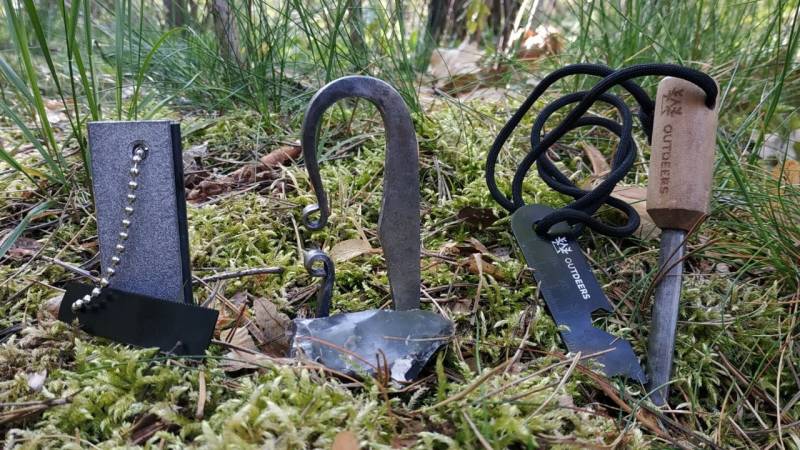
[
  {"xmin": 220, "ymin": 327, "xmax": 261, "ymax": 372},
  {"xmin": 514, "ymin": 25, "xmax": 563, "ymax": 61},
  {"xmin": 4, "ymin": 236, "xmax": 42, "ymax": 258},
  {"xmin": 447, "ymin": 298, "xmax": 473, "ymax": 315},
  {"xmin": 187, "ymin": 178, "xmax": 230, "ymax": 202},
  {"xmin": 129, "ymin": 413, "xmax": 172, "ymax": 445},
  {"xmin": 228, "ymin": 291, "xmax": 249, "ymax": 307},
  {"xmin": 468, "ymin": 237, "xmax": 490, "ymax": 255},
  {"xmin": 229, "ymin": 163, "xmax": 275, "ymax": 184},
  {"xmin": 437, "ymin": 241, "xmax": 460, "ymax": 257},
  {"xmin": 215, "ymin": 300, "xmax": 247, "ymax": 332},
  {"xmin": 771, "ymin": 159, "xmax": 800, "ymax": 185},
  {"xmin": 223, "ymin": 327, "xmax": 257, "ymax": 351},
  {"xmin": 260, "ymin": 144, "xmax": 301, "ymax": 168},
  {"xmin": 223, "ymin": 350, "xmax": 274, "ymax": 372},
  {"xmin": 42, "ymin": 294, "xmax": 64, "ymax": 319},
  {"xmin": 253, "ymin": 297, "xmax": 291, "ymax": 354},
  {"xmin": 456, "ymin": 207, "xmax": 498, "ymax": 229},
  {"xmin": 428, "ymin": 41, "xmax": 483, "ymax": 88},
  {"xmin": 466, "ymin": 256, "xmax": 506, "ymax": 281},
  {"xmin": 183, "ymin": 141, "xmax": 208, "ymax": 172},
  {"xmin": 580, "ymin": 142, "xmax": 611, "ymax": 177},
  {"xmin": 186, "ymin": 145, "xmax": 299, "ymax": 202},
  {"xmin": 332, "ymin": 430, "xmax": 360, "ymax": 450},
  {"xmin": 44, "ymin": 99, "xmax": 68, "ymax": 124},
  {"xmin": 329, "ymin": 238, "xmax": 376, "ymax": 263},
  {"xmin": 611, "ymin": 185, "xmax": 659, "ymax": 239}
]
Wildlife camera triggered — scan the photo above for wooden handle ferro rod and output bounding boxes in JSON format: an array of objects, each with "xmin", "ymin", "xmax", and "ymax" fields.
[{"xmin": 646, "ymin": 77, "xmax": 718, "ymax": 406}]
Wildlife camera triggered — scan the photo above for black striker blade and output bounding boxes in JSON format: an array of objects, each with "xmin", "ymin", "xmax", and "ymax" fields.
[
  {"xmin": 58, "ymin": 283, "xmax": 218, "ymax": 356},
  {"xmin": 511, "ymin": 205, "xmax": 646, "ymax": 383}
]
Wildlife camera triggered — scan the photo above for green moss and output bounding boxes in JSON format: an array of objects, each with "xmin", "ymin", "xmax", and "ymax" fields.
[{"xmin": 2, "ymin": 96, "xmax": 797, "ymax": 448}]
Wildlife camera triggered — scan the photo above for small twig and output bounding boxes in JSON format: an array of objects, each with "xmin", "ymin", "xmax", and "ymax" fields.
[
  {"xmin": 0, "ymin": 397, "xmax": 71, "ymax": 408},
  {"xmin": 195, "ymin": 371, "xmax": 206, "ymax": 419},
  {"xmin": 0, "ymin": 395, "xmax": 74, "ymax": 425},
  {"xmin": 196, "ymin": 266, "xmax": 284, "ymax": 284},
  {"xmin": 39, "ymin": 256, "xmax": 98, "ymax": 281},
  {"xmin": 577, "ymin": 365, "xmax": 670, "ymax": 441},
  {"xmin": 211, "ymin": 338, "xmax": 266, "ymax": 355},
  {"xmin": 420, "ymin": 285, "xmax": 449, "ymax": 319},
  {"xmin": 476, "ymin": 349, "xmax": 615, "ymax": 403},
  {"xmin": 504, "ymin": 308, "xmax": 533, "ymax": 375},
  {"xmin": 728, "ymin": 416, "xmax": 759, "ymax": 448},
  {"xmin": 462, "ymin": 411, "xmax": 493, "ymax": 450},
  {"xmin": 420, "ymin": 359, "xmax": 512, "ymax": 412},
  {"xmin": 502, "ymin": 381, "xmax": 559, "ymax": 403},
  {"xmin": 471, "ymin": 253, "xmax": 484, "ymax": 318},
  {"xmin": 527, "ymin": 351, "xmax": 581, "ymax": 418}
]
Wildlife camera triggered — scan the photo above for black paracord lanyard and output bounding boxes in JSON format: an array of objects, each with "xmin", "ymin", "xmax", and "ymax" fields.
[{"xmin": 485, "ymin": 63, "xmax": 718, "ymax": 239}]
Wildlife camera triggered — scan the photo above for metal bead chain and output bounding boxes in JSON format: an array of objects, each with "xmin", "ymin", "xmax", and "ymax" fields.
[{"xmin": 72, "ymin": 145, "xmax": 147, "ymax": 312}]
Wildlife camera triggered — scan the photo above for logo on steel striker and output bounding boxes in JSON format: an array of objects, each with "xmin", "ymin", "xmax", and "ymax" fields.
[{"xmin": 551, "ymin": 236, "xmax": 573, "ymax": 255}]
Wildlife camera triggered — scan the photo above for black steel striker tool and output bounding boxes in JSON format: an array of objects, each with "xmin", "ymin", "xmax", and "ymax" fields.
[
  {"xmin": 57, "ymin": 121, "xmax": 217, "ymax": 356},
  {"xmin": 511, "ymin": 205, "xmax": 644, "ymax": 380},
  {"xmin": 486, "ymin": 64, "xmax": 718, "ymax": 383},
  {"xmin": 291, "ymin": 76, "xmax": 452, "ymax": 382}
]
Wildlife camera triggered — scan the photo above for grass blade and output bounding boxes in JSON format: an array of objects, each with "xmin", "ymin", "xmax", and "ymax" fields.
[
  {"xmin": 0, "ymin": 102, "xmax": 63, "ymax": 185},
  {"xmin": 1, "ymin": 0, "xmax": 67, "ymax": 183},
  {"xmin": 127, "ymin": 27, "xmax": 182, "ymax": 119},
  {"xmin": 0, "ymin": 201, "xmax": 53, "ymax": 260},
  {"xmin": 0, "ymin": 143, "xmax": 39, "ymax": 185}
]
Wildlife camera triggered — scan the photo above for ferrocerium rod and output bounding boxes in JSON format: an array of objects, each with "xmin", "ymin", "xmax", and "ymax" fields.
[
  {"xmin": 646, "ymin": 77, "xmax": 718, "ymax": 406},
  {"xmin": 646, "ymin": 229, "xmax": 686, "ymax": 406}
]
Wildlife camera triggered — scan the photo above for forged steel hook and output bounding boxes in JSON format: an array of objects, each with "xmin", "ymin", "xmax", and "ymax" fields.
[{"xmin": 300, "ymin": 76, "xmax": 421, "ymax": 311}]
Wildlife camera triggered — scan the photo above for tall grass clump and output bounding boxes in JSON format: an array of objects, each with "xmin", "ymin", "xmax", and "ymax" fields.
[
  {"xmin": 0, "ymin": 0, "xmax": 177, "ymax": 188},
  {"xmin": 130, "ymin": 0, "xmax": 423, "ymax": 123}
]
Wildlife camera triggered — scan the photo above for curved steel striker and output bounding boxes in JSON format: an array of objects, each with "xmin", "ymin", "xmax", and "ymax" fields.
[{"xmin": 300, "ymin": 76, "xmax": 421, "ymax": 311}]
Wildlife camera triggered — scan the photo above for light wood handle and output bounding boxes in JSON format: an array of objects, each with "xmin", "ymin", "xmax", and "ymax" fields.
[{"xmin": 646, "ymin": 77, "xmax": 718, "ymax": 231}]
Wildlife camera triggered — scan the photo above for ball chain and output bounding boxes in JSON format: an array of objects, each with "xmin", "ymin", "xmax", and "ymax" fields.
[{"xmin": 72, "ymin": 144, "xmax": 147, "ymax": 312}]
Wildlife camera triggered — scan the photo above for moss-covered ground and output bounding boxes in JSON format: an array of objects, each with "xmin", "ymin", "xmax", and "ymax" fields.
[{"xmin": 1, "ymin": 96, "xmax": 798, "ymax": 449}]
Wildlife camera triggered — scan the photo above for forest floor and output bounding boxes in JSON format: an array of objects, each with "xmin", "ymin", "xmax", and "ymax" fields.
[{"xmin": 1, "ymin": 81, "xmax": 798, "ymax": 448}]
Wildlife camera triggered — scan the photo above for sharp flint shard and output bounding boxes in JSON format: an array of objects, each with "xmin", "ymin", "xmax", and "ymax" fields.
[{"xmin": 290, "ymin": 309, "xmax": 453, "ymax": 382}]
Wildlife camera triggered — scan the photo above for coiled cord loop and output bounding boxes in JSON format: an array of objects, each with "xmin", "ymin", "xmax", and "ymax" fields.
[{"xmin": 486, "ymin": 63, "xmax": 717, "ymax": 239}]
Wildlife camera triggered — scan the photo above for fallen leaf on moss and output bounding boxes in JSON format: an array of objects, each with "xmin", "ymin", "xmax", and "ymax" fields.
[
  {"xmin": 220, "ymin": 327, "xmax": 260, "ymax": 372},
  {"xmin": 332, "ymin": 430, "xmax": 360, "ymax": 450},
  {"xmin": 457, "ymin": 206, "xmax": 498, "ymax": 228},
  {"xmin": 260, "ymin": 144, "xmax": 301, "ymax": 167},
  {"xmin": 611, "ymin": 185, "xmax": 659, "ymax": 239},
  {"xmin": 466, "ymin": 255, "xmax": 506, "ymax": 281},
  {"xmin": 329, "ymin": 238, "xmax": 376, "ymax": 262},
  {"xmin": 253, "ymin": 297, "xmax": 291, "ymax": 354},
  {"xmin": 580, "ymin": 142, "xmax": 611, "ymax": 178},
  {"xmin": 42, "ymin": 294, "xmax": 64, "ymax": 319},
  {"xmin": 428, "ymin": 42, "xmax": 483, "ymax": 92},
  {"xmin": 128, "ymin": 413, "xmax": 173, "ymax": 445},
  {"xmin": 514, "ymin": 25, "xmax": 563, "ymax": 61}
]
